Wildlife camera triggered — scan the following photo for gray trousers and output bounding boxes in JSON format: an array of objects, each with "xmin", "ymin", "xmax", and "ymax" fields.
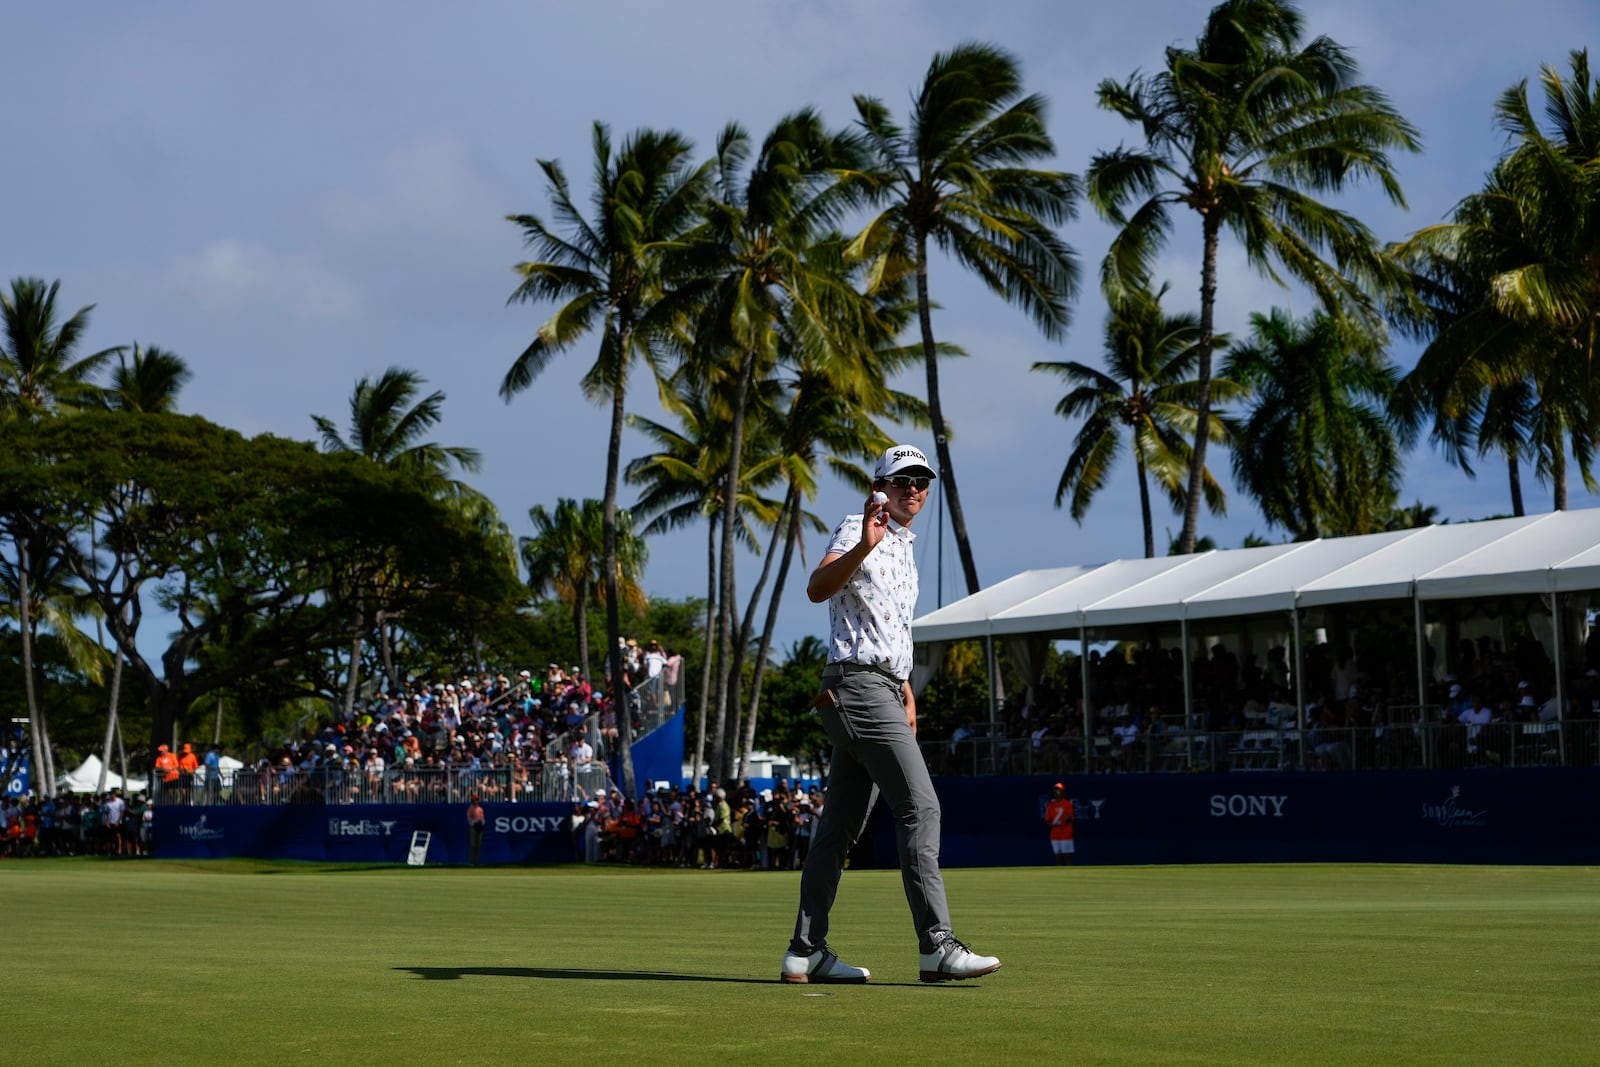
[{"xmin": 791, "ymin": 668, "xmax": 952, "ymax": 955}]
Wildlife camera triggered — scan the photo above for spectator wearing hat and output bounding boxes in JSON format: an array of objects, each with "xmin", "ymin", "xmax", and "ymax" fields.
[{"xmin": 177, "ymin": 743, "xmax": 200, "ymax": 803}]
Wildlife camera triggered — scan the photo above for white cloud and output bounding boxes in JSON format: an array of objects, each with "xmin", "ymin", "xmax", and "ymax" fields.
[{"xmin": 166, "ymin": 240, "xmax": 362, "ymax": 323}]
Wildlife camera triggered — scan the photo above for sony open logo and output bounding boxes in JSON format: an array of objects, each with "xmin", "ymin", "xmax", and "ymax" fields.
[
  {"xmin": 179, "ymin": 816, "xmax": 225, "ymax": 840},
  {"xmin": 1208, "ymin": 794, "xmax": 1288, "ymax": 817},
  {"xmin": 494, "ymin": 815, "xmax": 566, "ymax": 834},
  {"xmin": 327, "ymin": 818, "xmax": 397, "ymax": 837}
]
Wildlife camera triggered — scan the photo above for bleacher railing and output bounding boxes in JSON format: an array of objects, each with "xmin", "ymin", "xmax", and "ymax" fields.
[
  {"xmin": 150, "ymin": 763, "xmax": 618, "ymax": 806},
  {"xmin": 921, "ymin": 718, "xmax": 1597, "ymax": 776}
]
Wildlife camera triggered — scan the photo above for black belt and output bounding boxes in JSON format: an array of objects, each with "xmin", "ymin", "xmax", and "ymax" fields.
[{"xmin": 822, "ymin": 661, "xmax": 905, "ymax": 684}]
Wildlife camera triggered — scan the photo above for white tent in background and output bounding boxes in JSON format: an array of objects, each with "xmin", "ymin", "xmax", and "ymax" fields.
[
  {"xmin": 913, "ymin": 509, "xmax": 1600, "ymax": 729},
  {"xmin": 56, "ymin": 754, "xmax": 148, "ymax": 794}
]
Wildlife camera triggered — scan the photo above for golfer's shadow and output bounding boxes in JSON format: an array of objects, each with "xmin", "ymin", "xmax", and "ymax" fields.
[{"xmin": 396, "ymin": 966, "xmax": 947, "ymax": 988}]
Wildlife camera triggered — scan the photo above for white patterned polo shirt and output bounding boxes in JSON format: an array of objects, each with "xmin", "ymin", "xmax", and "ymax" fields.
[{"xmin": 824, "ymin": 512, "xmax": 919, "ymax": 681}]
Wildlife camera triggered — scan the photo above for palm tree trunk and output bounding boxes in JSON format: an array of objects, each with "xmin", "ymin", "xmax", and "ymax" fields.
[
  {"xmin": 917, "ymin": 234, "xmax": 981, "ymax": 595},
  {"xmin": 40, "ymin": 706, "xmax": 56, "ymax": 796},
  {"xmin": 601, "ymin": 347, "xmax": 636, "ymax": 796},
  {"xmin": 16, "ymin": 533, "xmax": 49, "ymax": 798},
  {"xmin": 574, "ymin": 582, "xmax": 591, "ymax": 681},
  {"xmin": 1508, "ymin": 451, "xmax": 1525, "ymax": 517},
  {"xmin": 711, "ymin": 349, "xmax": 758, "ymax": 782},
  {"xmin": 741, "ymin": 482, "xmax": 803, "ymax": 774},
  {"xmin": 377, "ymin": 609, "xmax": 396, "ymax": 693},
  {"xmin": 1552, "ymin": 443, "xmax": 1568, "ymax": 511},
  {"xmin": 1179, "ymin": 214, "xmax": 1223, "ymax": 555},
  {"xmin": 733, "ymin": 491, "xmax": 790, "ymax": 778},
  {"xmin": 1135, "ymin": 452, "xmax": 1155, "ymax": 558},
  {"xmin": 601, "ymin": 358, "xmax": 635, "ymax": 795},
  {"xmin": 98, "ymin": 650, "xmax": 124, "ymax": 794},
  {"xmin": 692, "ymin": 518, "xmax": 717, "ymax": 789},
  {"xmin": 341, "ymin": 592, "xmax": 364, "ymax": 721}
]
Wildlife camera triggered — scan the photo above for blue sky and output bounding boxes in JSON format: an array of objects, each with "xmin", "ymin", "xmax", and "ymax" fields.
[{"xmin": 6, "ymin": 1, "xmax": 1597, "ymax": 659}]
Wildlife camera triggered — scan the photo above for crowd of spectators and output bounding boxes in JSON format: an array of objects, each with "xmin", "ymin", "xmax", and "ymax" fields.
[
  {"xmin": 202, "ymin": 644, "xmax": 685, "ymax": 807},
  {"xmin": 916, "ymin": 633, "xmax": 1600, "ymax": 775},
  {"xmin": 0, "ymin": 789, "xmax": 150, "ymax": 858},
  {"xmin": 570, "ymin": 776, "xmax": 821, "ymax": 869}
]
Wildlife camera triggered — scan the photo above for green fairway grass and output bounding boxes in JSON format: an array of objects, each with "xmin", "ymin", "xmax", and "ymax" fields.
[{"xmin": 4, "ymin": 860, "xmax": 1595, "ymax": 1065}]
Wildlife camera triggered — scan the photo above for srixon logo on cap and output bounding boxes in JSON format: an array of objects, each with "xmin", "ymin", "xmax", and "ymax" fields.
[{"xmin": 895, "ymin": 448, "xmax": 927, "ymax": 462}]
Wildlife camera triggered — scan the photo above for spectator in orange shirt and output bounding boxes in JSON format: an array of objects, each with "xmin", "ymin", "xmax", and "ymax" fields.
[
  {"xmin": 1044, "ymin": 782, "xmax": 1075, "ymax": 866},
  {"xmin": 155, "ymin": 745, "xmax": 179, "ymax": 781},
  {"xmin": 178, "ymin": 743, "xmax": 200, "ymax": 803}
]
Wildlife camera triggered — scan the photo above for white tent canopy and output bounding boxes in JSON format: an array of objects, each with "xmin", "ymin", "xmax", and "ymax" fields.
[
  {"xmin": 914, "ymin": 510, "xmax": 1600, "ymax": 642},
  {"xmin": 913, "ymin": 510, "xmax": 1600, "ymax": 727},
  {"xmin": 56, "ymin": 754, "xmax": 148, "ymax": 794}
]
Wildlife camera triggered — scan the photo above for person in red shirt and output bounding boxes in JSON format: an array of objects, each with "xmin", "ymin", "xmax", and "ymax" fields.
[
  {"xmin": 1044, "ymin": 783, "xmax": 1075, "ymax": 866},
  {"xmin": 466, "ymin": 795, "xmax": 486, "ymax": 866}
]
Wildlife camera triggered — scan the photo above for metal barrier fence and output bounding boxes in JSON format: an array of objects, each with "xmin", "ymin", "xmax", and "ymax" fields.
[
  {"xmin": 923, "ymin": 719, "xmax": 1599, "ymax": 776},
  {"xmin": 150, "ymin": 763, "xmax": 618, "ymax": 806}
]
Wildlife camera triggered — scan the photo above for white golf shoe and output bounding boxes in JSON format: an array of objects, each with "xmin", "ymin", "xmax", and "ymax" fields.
[
  {"xmin": 780, "ymin": 944, "xmax": 871, "ymax": 984},
  {"xmin": 918, "ymin": 936, "xmax": 1001, "ymax": 982}
]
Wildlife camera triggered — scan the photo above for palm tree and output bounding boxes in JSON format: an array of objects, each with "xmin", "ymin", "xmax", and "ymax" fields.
[
  {"xmin": 501, "ymin": 124, "xmax": 708, "ymax": 795},
  {"xmin": 1222, "ymin": 308, "xmax": 1401, "ymax": 538},
  {"xmin": 521, "ymin": 498, "xmax": 648, "ymax": 682},
  {"xmin": 0, "ymin": 277, "xmax": 120, "ymax": 418},
  {"xmin": 732, "ymin": 334, "xmax": 924, "ymax": 778},
  {"xmin": 313, "ymin": 366, "xmax": 482, "ymax": 497},
  {"xmin": 1, "ymin": 277, "xmax": 119, "ymax": 792},
  {"xmin": 1389, "ymin": 50, "xmax": 1598, "ymax": 511},
  {"xmin": 314, "ymin": 366, "xmax": 487, "ymax": 707},
  {"xmin": 846, "ymin": 42, "xmax": 1081, "ymax": 595},
  {"xmin": 679, "ymin": 111, "xmax": 882, "ymax": 783},
  {"xmin": 96, "ymin": 344, "xmax": 191, "ymax": 414},
  {"xmin": 626, "ymin": 382, "xmax": 782, "ymax": 787},
  {"xmin": 1086, "ymin": 0, "xmax": 1420, "ymax": 553},
  {"xmin": 1032, "ymin": 282, "xmax": 1234, "ymax": 557}
]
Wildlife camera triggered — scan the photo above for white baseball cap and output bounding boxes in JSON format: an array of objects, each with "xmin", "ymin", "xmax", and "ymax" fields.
[{"xmin": 873, "ymin": 444, "xmax": 936, "ymax": 481}]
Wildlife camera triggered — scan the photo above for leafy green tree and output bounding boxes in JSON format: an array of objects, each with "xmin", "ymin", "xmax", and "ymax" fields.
[
  {"xmin": 1032, "ymin": 282, "xmax": 1233, "ymax": 557},
  {"xmin": 520, "ymin": 497, "xmax": 648, "ymax": 681},
  {"xmin": 0, "ymin": 412, "xmax": 519, "ymax": 757},
  {"xmin": 1087, "ymin": 0, "xmax": 1419, "ymax": 553},
  {"xmin": 314, "ymin": 366, "xmax": 493, "ymax": 699},
  {"xmin": 847, "ymin": 42, "xmax": 1081, "ymax": 595},
  {"xmin": 1222, "ymin": 308, "xmax": 1401, "ymax": 537},
  {"xmin": 88, "ymin": 342, "xmax": 190, "ymax": 787},
  {"xmin": 752, "ymin": 636, "xmax": 831, "ymax": 774},
  {"xmin": 501, "ymin": 124, "xmax": 709, "ymax": 795}
]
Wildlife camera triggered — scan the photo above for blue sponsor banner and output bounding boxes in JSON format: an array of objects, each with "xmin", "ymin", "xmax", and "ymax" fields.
[
  {"xmin": 863, "ymin": 768, "xmax": 1600, "ymax": 868},
  {"xmin": 611, "ymin": 710, "xmax": 685, "ymax": 794},
  {"xmin": 3, "ymin": 751, "xmax": 28, "ymax": 798},
  {"xmin": 154, "ymin": 802, "xmax": 577, "ymax": 864}
]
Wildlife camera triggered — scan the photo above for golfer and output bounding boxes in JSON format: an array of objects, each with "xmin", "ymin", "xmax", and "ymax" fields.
[{"xmin": 781, "ymin": 444, "xmax": 1001, "ymax": 985}]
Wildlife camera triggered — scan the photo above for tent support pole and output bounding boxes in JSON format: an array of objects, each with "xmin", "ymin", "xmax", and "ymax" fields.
[
  {"xmin": 1413, "ymin": 588, "xmax": 1427, "ymax": 717},
  {"xmin": 1180, "ymin": 616, "xmax": 1193, "ymax": 769},
  {"xmin": 1080, "ymin": 613, "xmax": 1093, "ymax": 775},
  {"xmin": 985, "ymin": 635, "xmax": 998, "ymax": 736},
  {"xmin": 1292, "ymin": 596, "xmax": 1305, "ymax": 770}
]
